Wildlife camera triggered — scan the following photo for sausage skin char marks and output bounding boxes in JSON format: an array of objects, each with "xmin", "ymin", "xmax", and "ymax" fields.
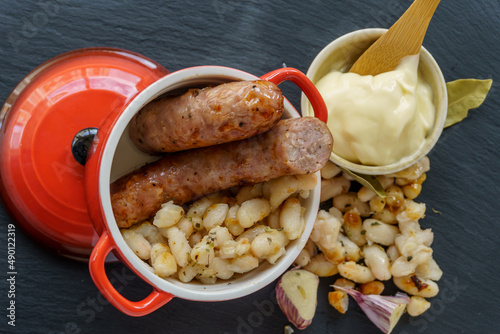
[{"xmin": 111, "ymin": 117, "xmax": 333, "ymax": 228}]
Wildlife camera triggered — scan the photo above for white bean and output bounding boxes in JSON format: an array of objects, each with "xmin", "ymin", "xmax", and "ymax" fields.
[
  {"xmin": 224, "ymin": 204, "xmax": 244, "ymax": 236},
  {"xmin": 280, "ymin": 197, "xmax": 305, "ymax": 240},
  {"xmin": 150, "ymin": 243, "xmax": 177, "ymax": 278},
  {"xmin": 164, "ymin": 226, "xmax": 191, "ymax": 267},
  {"xmin": 268, "ymin": 175, "xmax": 299, "ymax": 210},
  {"xmin": 219, "ymin": 238, "xmax": 251, "ymax": 259},
  {"xmin": 337, "ymin": 234, "xmax": 361, "ymax": 262},
  {"xmin": 251, "ymin": 230, "xmax": 288, "ymax": 263},
  {"xmin": 178, "ymin": 263, "xmax": 198, "ymax": 283},
  {"xmin": 406, "ymin": 296, "xmax": 431, "ymax": 317},
  {"xmin": 310, "ymin": 210, "xmax": 341, "ymax": 252},
  {"xmin": 130, "ymin": 221, "xmax": 166, "ymax": 245},
  {"xmin": 190, "ymin": 235, "xmax": 215, "ymax": 265},
  {"xmin": 357, "ymin": 186, "xmax": 376, "ymax": 202},
  {"xmin": 393, "ymin": 275, "xmax": 439, "ymax": 298},
  {"xmin": 343, "ymin": 209, "xmax": 367, "ymax": 247},
  {"xmin": 337, "ymin": 261, "xmax": 376, "ymax": 284},
  {"xmin": 386, "ymin": 244, "xmax": 401, "ymax": 263},
  {"xmin": 303, "ymin": 253, "xmax": 339, "ymax": 277},
  {"xmin": 321, "ymin": 160, "xmax": 341, "ymax": 179},
  {"xmin": 237, "ymin": 198, "xmax": 271, "ymax": 228},
  {"xmin": 209, "ymin": 257, "xmax": 234, "ymax": 280},
  {"xmin": 363, "ymin": 219, "xmax": 399, "ymax": 246},
  {"xmin": 236, "ymin": 224, "xmax": 267, "ymax": 243},
  {"xmin": 320, "ymin": 176, "xmax": 350, "ymax": 202},
  {"xmin": 173, "ymin": 217, "xmax": 194, "ymax": 239},
  {"xmin": 121, "ymin": 229, "xmax": 151, "ymax": 260},
  {"xmin": 266, "ymin": 209, "xmax": 281, "ymax": 230},
  {"xmin": 153, "ymin": 201, "xmax": 185, "ymax": 228},
  {"xmin": 391, "ymin": 255, "xmax": 418, "ymax": 277},
  {"xmin": 203, "ymin": 203, "xmax": 229, "ymax": 230},
  {"xmin": 150, "ymin": 243, "xmax": 170, "ymax": 265},
  {"xmin": 236, "ymin": 184, "xmax": 262, "ymax": 205},
  {"xmin": 363, "ymin": 245, "xmax": 391, "ymax": 281},
  {"xmin": 415, "ymin": 258, "xmax": 443, "ymax": 281},
  {"xmin": 227, "ymin": 254, "xmax": 259, "ymax": 273},
  {"xmin": 208, "ymin": 226, "xmax": 233, "ymax": 249}
]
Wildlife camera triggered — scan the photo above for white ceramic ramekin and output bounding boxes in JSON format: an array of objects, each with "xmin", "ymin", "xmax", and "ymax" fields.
[{"xmin": 301, "ymin": 28, "xmax": 447, "ymax": 175}]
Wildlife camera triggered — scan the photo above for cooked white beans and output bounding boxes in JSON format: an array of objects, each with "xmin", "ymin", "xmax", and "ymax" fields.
[
  {"xmin": 173, "ymin": 217, "xmax": 194, "ymax": 239},
  {"xmin": 121, "ymin": 229, "xmax": 151, "ymax": 260},
  {"xmin": 237, "ymin": 198, "xmax": 271, "ymax": 228},
  {"xmin": 224, "ymin": 204, "xmax": 244, "ymax": 236},
  {"xmin": 150, "ymin": 243, "xmax": 177, "ymax": 278},
  {"xmin": 407, "ymin": 296, "xmax": 431, "ymax": 316},
  {"xmin": 130, "ymin": 221, "xmax": 166, "ymax": 245},
  {"xmin": 357, "ymin": 186, "xmax": 377, "ymax": 202},
  {"xmin": 310, "ymin": 157, "xmax": 442, "ymax": 319},
  {"xmin": 203, "ymin": 203, "xmax": 229, "ymax": 230},
  {"xmin": 153, "ymin": 201, "xmax": 185, "ymax": 228},
  {"xmin": 236, "ymin": 184, "xmax": 263, "ymax": 205},
  {"xmin": 337, "ymin": 234, "xmax": 361, "ymax": 262},
  {"xmin": 343, "ymin": 209, "xmax": 367, "ymax": 247},
  {"xmin": 209, "ymin": 257, "xmax": 234, "ymax": 280},
  {"xmin": 227, "ymin": 254, "xmax": 259, "ymax": 273},
  {"xmin": 321, "ymin": 160, "xmax": 342, "ymax": 179},
  {"xmin": 303, "ymin": 253, "xmax": 339, "ymax": 277},
  {"xmin": 208, "ymin": 226, "xmax": 232, "ymax": 249},
  {"xmin": 415, "ymin": 257, "xmax": 443, "ymax": 281},
  {"xmin": 280, "ymin": 197, "xmax": 304, "ymax": 240},
  {"xmin": 363, "ymin": 219, "xmax": 400, "ymax": 246},
  {"xmin": 150, "ymin": 243, "xmax": 170, "ymax": 265},
  {"xmin": 163, "ymin": 226, "xmax": 191, "ymax": 267},
  {"xmin": 236, "ymin": 224, "xmax": 267, "ymax": 243},
  {"xmin": 363, "ymin": 245, "xmax": 391, "ymax": 281},
  {"xmin": 393, "ymin": 275, "xmax": 439, "ymax": 298},
  {"xmin": 219, "ymin": 238, "xmax": 251, "ymax": 259},
  {"xmin": 328, "ymin": 290, "xmax": 349, "ymax": 314},
  {"xmin": 268, "ymin": 175, "xmax": 299, "ymax": 210},
  {"xmin": 190, "ymin": 235, "xmax": 215, "ymax": 265},
  {"xmin": 337, "ymin": 261, "xmax": 376, "ymax": 284},
  {"xmin": 320, "ymin": 176, "xmax": 350, "ymax": 202},
  {"xmin": 250, "ymin": 229, "xmax": 288, "ymax": 262},
  {"xmin": 386, "ymin": 244, "xmax": 401, "ymax": 263},
  {"xmin": 334, "ymin": 192, "xmax": 370, "ymax": 217},
  {"xmin": 391, "ymin": 256, "xmax": 418, "ymax": 277},
  {"xmin": 310, "ymin": 210, "xmax": 341, "ymax": 252}
]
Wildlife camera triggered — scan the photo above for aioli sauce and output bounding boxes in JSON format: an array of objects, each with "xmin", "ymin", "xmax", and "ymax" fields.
[{"xmin": 314, "ymin": 55, "xmax": 435, "ymax": 166}]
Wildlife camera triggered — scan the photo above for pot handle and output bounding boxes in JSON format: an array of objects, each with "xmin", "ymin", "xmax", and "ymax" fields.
[
  {"xmin": 89, "ymin": 232, "xmax": 174, "ymax": 316},
  {"xmin": 260, "ymin": 67, "xmax": 328, "ymax": 123}
]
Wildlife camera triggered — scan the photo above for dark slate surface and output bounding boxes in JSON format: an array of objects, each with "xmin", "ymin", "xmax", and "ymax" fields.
[{"xmin": 0, "ymin": 0, "xmax": 499, "ymax": 333}]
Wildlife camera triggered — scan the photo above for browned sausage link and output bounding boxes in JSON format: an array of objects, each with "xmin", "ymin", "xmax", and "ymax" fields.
[
  {"xmin": 128, "ymin": 80, "xmax": 284, "ymax": 154},
  {"xmin": 111, "ymin": 117, "xmax": 333, "ymax": 228}
]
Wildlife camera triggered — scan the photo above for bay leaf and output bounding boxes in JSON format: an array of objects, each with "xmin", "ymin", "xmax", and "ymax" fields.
[
  {"xmin": 340, "ymin": 167, "xmax": 386, "ymax": 198},
  {"xmin": 445, "ymin": 79, "xmax": 493, "ymax": 128}
]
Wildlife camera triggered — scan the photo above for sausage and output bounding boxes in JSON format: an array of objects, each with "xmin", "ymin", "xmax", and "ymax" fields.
[
  {"xmin": 128, "ymin": 80, "xmax": 284, "ymax": 154},
  {"xmin": 111, "ymin": 117, "xmax": 333, "ymax": 228}
]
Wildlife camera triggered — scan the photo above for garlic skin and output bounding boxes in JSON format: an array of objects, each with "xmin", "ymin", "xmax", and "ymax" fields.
[
  {"xmin": 276, "ymin": 269, "xmax": 319, "ymax": 330},
  {"xmin": 333, "ymin": 285, "xmax": 410, "ymax": 334}
]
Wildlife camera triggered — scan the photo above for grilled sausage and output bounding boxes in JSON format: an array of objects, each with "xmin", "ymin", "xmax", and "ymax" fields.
[
  {"xmin": 128, "ymin": 80, "xmax": 284, "ymax": 154},
  {"xmin": 111, "ymin": 117, "xmax": 333, "ymax": 228}
]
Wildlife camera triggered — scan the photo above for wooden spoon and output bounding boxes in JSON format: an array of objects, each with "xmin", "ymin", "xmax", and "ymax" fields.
[{"xmin": 349, "ymin": 0, "xmax": 441, "ymax": 76}]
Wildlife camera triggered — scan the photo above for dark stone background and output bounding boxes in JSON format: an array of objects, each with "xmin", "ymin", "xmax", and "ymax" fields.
[{"xmin": 0, "ymin": 0, "xmax": 498, "ymax": 333}]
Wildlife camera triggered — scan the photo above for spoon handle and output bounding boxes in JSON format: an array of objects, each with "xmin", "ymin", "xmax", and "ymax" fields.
[{"xmin": 349, "ymin": 0, "xmax": 441, "ymax": 76}]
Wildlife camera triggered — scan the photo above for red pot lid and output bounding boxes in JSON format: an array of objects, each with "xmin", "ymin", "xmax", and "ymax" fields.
[{"xmin": 0, "ymin": 48, "xmax": 169, "ymax": 261}]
